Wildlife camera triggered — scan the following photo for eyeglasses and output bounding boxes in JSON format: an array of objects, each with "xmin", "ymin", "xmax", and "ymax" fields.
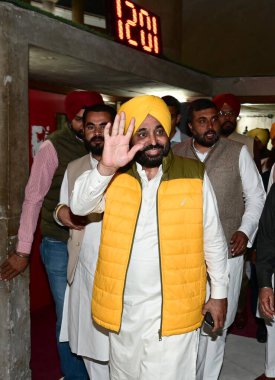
[{"xmin": 218, "ymin": 110, "xmax": 236, "ymax": 118}]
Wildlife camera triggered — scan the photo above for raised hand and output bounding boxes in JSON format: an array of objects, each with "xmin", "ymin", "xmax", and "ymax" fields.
[{"xmin": 98, "ymin": 112, "xmax": 144, "ymax": 176}]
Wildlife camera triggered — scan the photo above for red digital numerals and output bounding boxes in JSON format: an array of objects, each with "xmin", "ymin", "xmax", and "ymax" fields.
[{"xmin": 115, "ymin": 0, "xmax": 161, "ymax": 55}]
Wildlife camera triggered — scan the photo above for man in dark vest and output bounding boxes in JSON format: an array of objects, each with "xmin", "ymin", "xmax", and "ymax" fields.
[
  {"xmin": 173, "ymin": 98, "xmax": 265, "ymax": 380},
  {"xmin": 0, "ymin": 90, "xmax": 103, "ymax": 379}
]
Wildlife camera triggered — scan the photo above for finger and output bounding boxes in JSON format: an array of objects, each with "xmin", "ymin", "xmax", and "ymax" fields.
[
  {"xmin": 70, "ymin": 223, "xmax": 84, "ymax": 230},
  {"xmin": 111, "ymin": 114, "xmax": 121, "ymax": 136},
  {"xmin": 264, "ymin": 308, "xmax": 274, "ymax": 319},
  {"xmin": 230, "ymin": 233, "xmax": 237, "ymax": 245},
  {"xmin": 127, "ymin": 143, "xmax": 145, "ymax": 161},
  {"xmin": 269, "ymin": 294, "xmax": 275, "ymax": 312},
  {"xmin": 231, "ymin": 245, "xmax": 239, "ymax": 255},
  {"xmin": 235, "ymin": 244, "xmax": 246, "ymax": 255},
  {"xmin": 0, "ymin": 261, "xmax": 11, "ymax": 271},
  {"xmin": 211, "ymin": 317, "xmax": 220, "ymax": 333},
  {"xmin": 261, "ymin": 299, "xmax": 273, "ymax": 316},
  {"xmin": 124, "ymin": 117, "xmax": 136, "ymax": 138},
  {"xmin": 214, "ymin": 315, "xmax": 224, "ymax": 332},
  {"xmin": 0, "ymin": 262, "xmax": 12, "ymax": 276},
  {"xmin": 1, "ymin": 267, "xmax": 18, "ymax": 281},
  {"xmin": 104, "ymin": 122, "xmax": 112, "ymax": 139},
  {"xmin": 232, "ymin": 249, "xmax": 244, "ymax": 257},
  {"xmin": 118, "ymin": 112, "xmax": 126, "ymax": 135},
  {"xmin": 231, "ymin": 240, "xmax": 243, "ymax": 255},
  {"xmin": 261, "ymin": 304, "xmax": 273, "ymax": 319}
]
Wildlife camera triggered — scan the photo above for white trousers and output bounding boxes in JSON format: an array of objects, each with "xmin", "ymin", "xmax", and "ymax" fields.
[
  {"xmin": 196, "ymin": 256, "xmax": 243, "ymax": 380},
  {"xmin": 265, "ymin": 320, "xmax": 275, "ymax": 377},
  {"xmin": 110, "ymin": 329, "xmax": 199, "ymax": 380},
  {"xmin": 196, "ymin": 329, "xmax": 227, "ymax": 380},
  {"xmin": 83, "ymin": 357, "xmax": 110, "ymax": 380},
  {"xmin": 109, "ymin": 299, "xmax": 199, "ymax": 380}
]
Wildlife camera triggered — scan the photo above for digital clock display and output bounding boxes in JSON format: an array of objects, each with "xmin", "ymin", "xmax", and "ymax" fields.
[{"xmin": 107, "ymin": 0, "xmax": 162, "ymax": 56}]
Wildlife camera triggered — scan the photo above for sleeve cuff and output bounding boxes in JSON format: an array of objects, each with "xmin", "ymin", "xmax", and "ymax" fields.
[
  {"xmin": 210, "ymin": 286, "xmax": 228, "ymax": 299},
  {"xmin": 16, "ymin": 242, "xmax": 31, "ymax": 255},
  {"xmin": 94, "ymin": 166, "xmax": 115, "ymax": 184}
]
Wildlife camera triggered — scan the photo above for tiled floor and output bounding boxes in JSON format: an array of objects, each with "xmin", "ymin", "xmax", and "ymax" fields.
[
  {"xmin": 31, "ymin": 305, "xmax": 267, "ymax": 379},
  {"xmin": 220, "ymin": 334, "xmax": 265, "ymax": 380}
]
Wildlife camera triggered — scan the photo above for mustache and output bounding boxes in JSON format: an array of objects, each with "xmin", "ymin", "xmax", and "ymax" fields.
[
  {"xmin": 142, "ymin": 144, "xmax": 164, "ymax": 152},
  {"xmin": 89, "ymin": 136, "xmax": 104, "ymax": 143},
  {"xmin": 203, "ymin": 131, "xmax": 218, "ymax": 137}
]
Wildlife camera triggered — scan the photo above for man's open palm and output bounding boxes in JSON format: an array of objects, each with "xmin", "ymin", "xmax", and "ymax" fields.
[{"xmin": 98, "ymin": 112, "xmax": 144, "ymax": 175}]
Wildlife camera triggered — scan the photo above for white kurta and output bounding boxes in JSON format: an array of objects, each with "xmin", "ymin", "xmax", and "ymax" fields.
[
  {"xmin": 71, "ymin": 162, "xmax": 228, "ymax": 380},
  {"xmin": 59, "ymin": 156, "xmax": 109, "ymax": 362}
]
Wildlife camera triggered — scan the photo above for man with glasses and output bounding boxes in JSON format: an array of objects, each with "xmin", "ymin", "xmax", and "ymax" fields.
[
  {"xmin": 212, "ymin": 92, "xmax": 264, "ymax": 335},
  {"xmin": 213, "ymin": 92, "xmax": 255, "ymax": 157},
  {"xmin": 56, "ymin": 104, "xmax": 117, "ymax": 379}
]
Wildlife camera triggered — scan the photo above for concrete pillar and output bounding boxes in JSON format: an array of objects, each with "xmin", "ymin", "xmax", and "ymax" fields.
[
  {"xmin": 72, "ymin": 0, "xmax": 85, "ymax": 24},
  {"xmin": 0, "ymin": 6, "xmax": 31, "ymax": 380},
  {"xmin": 135, "ymin": 0, "xmax": 182, "ymax": 61}
]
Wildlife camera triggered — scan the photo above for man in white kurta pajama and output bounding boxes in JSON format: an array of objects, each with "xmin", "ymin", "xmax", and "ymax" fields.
[
  {"xmin": 70, "ymin": 96, "xmax": 229, "ymax": 380},
  {"xmin": 173, "ymin": 98, "xmax": 266, "ymax": 380},
  {"xmin": 57, "ymin": 104, "xmax": 117, "ymax": 380},
  {"xmin": 58, "ymin": 155, "xmax": 109, "ymax": 379}
]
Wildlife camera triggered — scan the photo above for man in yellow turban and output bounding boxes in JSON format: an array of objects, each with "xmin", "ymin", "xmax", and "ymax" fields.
[
  {"xmin": 70, "ymin": 95, "xmax": 228, "ymax": 380},
  {"xmin": 247, "ymin": 128, "xmax": 270, "ymax": 148}
]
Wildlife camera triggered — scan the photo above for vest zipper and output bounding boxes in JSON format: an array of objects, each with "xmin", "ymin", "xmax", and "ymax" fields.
[
  {"xmin": 118, "ymin": 184, "xmax": 142, "ymax": 334},
  {"xmin": 156, "ymin": 186, "xmax": 163, "ymax": 341}
]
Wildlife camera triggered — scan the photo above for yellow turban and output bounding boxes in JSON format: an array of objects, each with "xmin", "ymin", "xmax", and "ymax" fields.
[
  {"xmin": 270, "ymin": 123, "xmax": 275, "ymax": 140},
  {"xmin": 118, "ymin": 95, "xmax": 171, "ymax": 136},
  {"xmin": 247, "ymin": 128, "xmax": 270, "ymax": 146}
]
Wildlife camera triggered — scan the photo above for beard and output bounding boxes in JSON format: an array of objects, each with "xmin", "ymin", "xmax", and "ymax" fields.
[
  {"xmin": 134, "ymin": 141, "xmax": 170, "ymax": 168},
  {"xmin": 85, "ymin": 136, "xmax": 104, "ymax": 156},
  {"xmin": 220, "ymin": 121, "xmax": 236, "ymax": 137},
  {"xmin": 193, "ymin": 130, "xmax": 219, "ymax": 147},
  {"xmin": 73, "ymin": 128, "xmax": 84, "ymax": 140}
]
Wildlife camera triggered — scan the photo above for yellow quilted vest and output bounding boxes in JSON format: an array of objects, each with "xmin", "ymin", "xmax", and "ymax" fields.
[{"xmin": 92, "ymin": 152, "xmax": 206, "ymax": 337}]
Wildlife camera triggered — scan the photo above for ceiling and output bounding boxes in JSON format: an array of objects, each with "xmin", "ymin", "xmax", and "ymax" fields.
[
  {"xmin": 24, "ymin": 0, "xmax": 275, "ymax": 116},
  {"xmin": 29, "ymin": 47, "xmax": 202, "ymax": 102},
  {"xmin": 32, "ymin": 0, "xmax": 275, "ymax": 78}
]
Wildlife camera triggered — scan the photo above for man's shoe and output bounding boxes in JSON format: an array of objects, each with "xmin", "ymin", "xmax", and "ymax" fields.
[{"xmin": 255, "ymin": 374, "xmax": 275, "ymax": 380}]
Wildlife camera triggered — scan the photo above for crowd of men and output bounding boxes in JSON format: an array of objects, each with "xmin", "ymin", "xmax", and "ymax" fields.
[{"xmin": 0, "ymin": 90, "xmax": 274, "ymax": 380}]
